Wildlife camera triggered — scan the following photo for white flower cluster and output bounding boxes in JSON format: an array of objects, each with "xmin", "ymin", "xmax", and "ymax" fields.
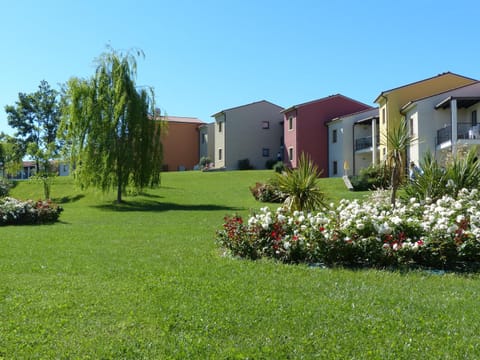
[
  {"xmin": 0, "ymin": 197, "xmax": 36, "ymax": 224},
  {"xmin": 245, "ymin": 188, "xmax": 480, "ymax": 250}
]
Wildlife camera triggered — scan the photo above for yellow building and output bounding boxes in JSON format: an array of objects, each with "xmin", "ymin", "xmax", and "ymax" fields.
[{"xmin": 374, "ymin": 72, "xmax": 477, "ymax": 161}]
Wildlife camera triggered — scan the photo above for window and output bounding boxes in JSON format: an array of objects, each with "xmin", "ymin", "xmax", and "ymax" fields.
[
  {"xmin": 218, "ymin": 148, "xmax": 222, "ymax": 161},
  {"xmin": 332, "ymin": 129, "xmax": 338, "ymax": 143},
  {"xmin": 288, "ymin": 147, "xmax": 294, "ymax": 160},
  {"xmin": 218, "ymin": 122, "xmax": 222, "ymax": 132},
  {"xmin": 201, "ymin": 133, "xmax": 207, "ymax": 144},
  {"xmin": 333, "ymin": 161, "xmax": 338, "ymax": 175},
  {"xmin": 262, "ymin": 148, "xmax": 270, "ymax": 157},
  {"xmin": 288, "ymin": 117, "xmax": 293, "ymax": 130},
  {"xmin": 262, "ymin": 121, "xmax": 270, "ymax": 129},
  {"xmin": 409, "ymin": 117, "xmax": 415, "ymax": 136},
  {"xmin": 382, "ymin": 108, "xmax": 386, "ymax": 125},
  {"xmin": 472, "ymin": 110, "xmax": 477, "ymax": 126}
]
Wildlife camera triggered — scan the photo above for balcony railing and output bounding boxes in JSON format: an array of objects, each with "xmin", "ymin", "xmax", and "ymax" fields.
[
  {"xmin": 355, "ymin": 135, "xmax": 380, "ymax": 151},
  {"xmin": 436, "ymin": 123, "xmax": 480, "ymax": 145}
]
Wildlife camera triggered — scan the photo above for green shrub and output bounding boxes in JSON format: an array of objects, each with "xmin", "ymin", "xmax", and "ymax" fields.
[
  {"xmin": 265, "ymin": 159, "xmax": 277, "ymax": 169},
  {"xmin": 350, "ymin": 164, "xmax": 390, "ymax": 191},
  {"xmin": 238, "ymin": 158, "xmax": 253, "ymax": 170},
  {"xmin": 272, "ymin": 161, "xmax": 285, "ymax": 173},
  {"xmin": 249, "ymin": 182, "xmax": 287, "ymax": 203},
  {"xmin": 403, "ymin": 147, "xmax": 480, "ymax": 202},
  {"xmin": 199, "ymin": 156, "xmax": 212, "ymax": 168}
]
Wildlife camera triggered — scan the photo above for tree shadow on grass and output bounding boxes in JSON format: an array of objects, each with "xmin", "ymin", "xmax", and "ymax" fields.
[
  {"xmin": 93, "ymin": 199, "xmax": 243, "ymax": 213},
  {"xmin": 54, "ymin": 194, "xmax": 85, "ymax": 204}
]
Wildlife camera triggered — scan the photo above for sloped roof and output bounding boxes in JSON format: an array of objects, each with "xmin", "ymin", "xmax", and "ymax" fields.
[
  {"xmin": 374, "ymin": 72, "xmax": 477, "ymax": 103},
  {"xmin": 155, "ymin": 116, "xmax": 205, "ymax": 124},
  {"xmin": 281, "ymin": 94, "xmax": 371, "ymax": 114},
  {"xmin": 211, "ymin": 100, "xmax": 284, "ymax": 118},
  {"xmin": 164, "ymin": 116, "xmax": 205, "ymax": 124},
  {"xmin": 328, "ymin": 107, "xmax": 379, "ymax": 124},
  {"xmin": 400, "ymin": 81, "xmax": 480, "ymax": 112}
]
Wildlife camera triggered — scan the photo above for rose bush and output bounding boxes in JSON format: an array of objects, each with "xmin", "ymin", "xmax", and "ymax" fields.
[
  {"xmin": 216, "ymin": 189, "xmax": 480, "ymax": 271},
  {"xmin": 0, "ymin": 197, "xmax": 63, "ymax": 225}
]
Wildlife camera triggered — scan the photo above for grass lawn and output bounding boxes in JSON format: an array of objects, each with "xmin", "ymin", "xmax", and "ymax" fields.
[{"xmin": 2, "ymin": 171, "xmax": 480, "ymax": 358}]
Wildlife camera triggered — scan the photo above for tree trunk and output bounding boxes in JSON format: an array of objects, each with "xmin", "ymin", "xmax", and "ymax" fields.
[{"xmin": 116, "ymin": 168, "xmax": 123, "ymax": 203}]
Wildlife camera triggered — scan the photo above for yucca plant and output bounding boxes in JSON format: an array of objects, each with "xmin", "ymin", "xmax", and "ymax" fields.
[
  {"xmin": 383, "ymin": 118, "xmax": 417, "ymax": 206},
  {"xmin": 273, "ymin": 153, "xmax": 326, "ymax": 212},
  {"xmin": 403, "ymin": 151, "xmax": 448, "ymax": 202},
  {"xmin": 446, "ymin": 146, "xmax": 480, "ymax": 197}
]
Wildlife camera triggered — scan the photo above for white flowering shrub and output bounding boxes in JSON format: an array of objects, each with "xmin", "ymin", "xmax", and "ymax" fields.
[
  {"xmin": 216, "ymin": 189, "xmax": 480, "ymax": 270},
  {"xmin": 0, "ymin": 197, "xmax": 63, "ymax": 225}
]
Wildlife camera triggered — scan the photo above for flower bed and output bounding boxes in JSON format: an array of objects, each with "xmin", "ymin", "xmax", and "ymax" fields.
[
  {"xmin": 216, "ymin": 189, "xmax": 480, "ymax": 271},
  {"xmin": 0, "ymin": 197, "xmax": 63, "ymax": 225}
]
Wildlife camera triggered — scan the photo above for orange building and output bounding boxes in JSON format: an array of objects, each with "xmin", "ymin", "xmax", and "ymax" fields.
[{"xmin": 160, "ymin": 116, "xmax": 205, "ymax": 171}]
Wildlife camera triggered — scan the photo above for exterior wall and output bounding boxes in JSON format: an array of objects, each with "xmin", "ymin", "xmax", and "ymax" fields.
[
  {"xmin": 284, "ymin": 95, "xmax": 372, "ymax": 176},
  {"xmin": 214, "ymin": 113, "xmax": 226, "ymax": 168},
  {"xmin": 214, "ymin": 101, "xmax": 284, "ymax": 170},
  {"xmin": 283, "ymin": 109, "xmax": 297, "ymax": 168},
  {"xmin": 199, "ymin": 123, "xmax": 215, "ymax": 163},
  {"xmin": 376, "ymin": 73, "xmax": 477, "ymax": 161},
  {"xmin": 327, "ymin": 108, "xmax": 379, "ymax": 177},
  {"xmin": 328, "ymin": 121, "xmax": 343, "ymax": 177},
  {"xmin": 402, "ymin": 81, "xmax": 480, "ymax": 165},
  {"xmin": 161, "ymin": 121, "xmax": 201, "ymax": 171}
]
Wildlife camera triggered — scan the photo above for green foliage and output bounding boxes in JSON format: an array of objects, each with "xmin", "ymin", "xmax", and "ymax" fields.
[
  {"xmin": 238, "ymin": 158, "xmax": 253, "ymax": 170},
  {"xmin": 0, "ymin": 134, "xmax": 23, "ymax": 177},
  {"xmin": 5, "ymin": 80, "xmax": 61, "ymax": 173},
  {"xmin": 61, "ymin": 47, "xmax": 163, "ymax": 203},
  {"xmin": 383, "ymin": 118, "xmax": 417, "ymax": 206},
  {"xmin": 272, "ymin": 161, "xmax": 285, "ymax": 173},
  {"xmin": 445, "ymin": 146, "xmax": 480, "ymax": 197},
  {"xmin": 403, "ymin": 151, "xmax": 448, "ymax": 201},
  {"xmin": 265, "ymin": 158, "xmax": 277, "ymax": 169},
  {"xmin": 199, "ymin": 156, "xmax": 212, "ymax": 168},
  {"xmin": 403, "ymin": 147, "xmax": 480, "ymax": 201},
  {"xmin": 350, "ymin": 163, "xmax": 390, "ymax": 191},
  {"xmin": 274, "ymin": 153, "xmax": 326, "ymax": 212},
  {"xmin": 0, "ymin": 178, "xmax": 11, "ymax": 197},
  {"xmin": 249, "ymin": 182, "xmax": 287, "ymax": 203}
]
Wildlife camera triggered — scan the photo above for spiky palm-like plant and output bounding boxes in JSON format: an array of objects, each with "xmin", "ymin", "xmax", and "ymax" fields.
[
  {"xmin": 274, "ymin": 153, "xmax": 326, "ymax": 212},
  {"xmin": 403, "ymin": 151, "xmax": 448, "ymax": 202},
  {"xmin": 446, "ymin": 146, "xmax": 480, "ymax": 197},
  {"xmin": 384, "ymin": 119, "xmax": 417, "ymax": 206}
]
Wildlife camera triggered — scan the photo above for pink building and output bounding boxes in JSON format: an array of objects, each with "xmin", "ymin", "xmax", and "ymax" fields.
[{"xmin": 282, "ymin": 94, "xmax": 372, "ymax": 175}]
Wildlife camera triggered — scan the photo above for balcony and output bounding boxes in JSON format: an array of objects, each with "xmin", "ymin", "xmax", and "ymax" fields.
[
  {"xmin": 436, "ymin": 123, "xmax": 480, "ymax": 145},
  {"xmin": 355, "ymin": 135, "xmax": 380, "ymax": 151}
]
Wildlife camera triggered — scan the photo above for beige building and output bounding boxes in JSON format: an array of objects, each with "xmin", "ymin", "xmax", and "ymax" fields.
[{"xmin": 211, "ymin": 100, "xmax": 284, "ymax": 170}]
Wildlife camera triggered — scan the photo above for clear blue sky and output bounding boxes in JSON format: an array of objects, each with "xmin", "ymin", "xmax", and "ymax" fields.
[{"xmin": 1, "ymin": 0, "xmax": 479, "ymax": 134}]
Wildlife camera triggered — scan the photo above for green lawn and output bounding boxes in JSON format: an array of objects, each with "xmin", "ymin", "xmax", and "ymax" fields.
[{"xmin": 2, "ymin": 171, "xmax": 480, "ymax": 358}]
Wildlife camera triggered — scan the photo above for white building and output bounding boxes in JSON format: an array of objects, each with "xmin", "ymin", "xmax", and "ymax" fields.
[
  {"xmin": 401, "ymin": 81, "xmax": 480, "ymax": 165},
  {"xmin": 327, "ymin": 108, "xmax": 379, "ymax": 177}
]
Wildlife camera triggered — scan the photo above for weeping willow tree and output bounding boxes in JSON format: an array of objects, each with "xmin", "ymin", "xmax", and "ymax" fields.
[{"xmin": 61, "ymin": 48, "xmax": 163, "ymax": 203}]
